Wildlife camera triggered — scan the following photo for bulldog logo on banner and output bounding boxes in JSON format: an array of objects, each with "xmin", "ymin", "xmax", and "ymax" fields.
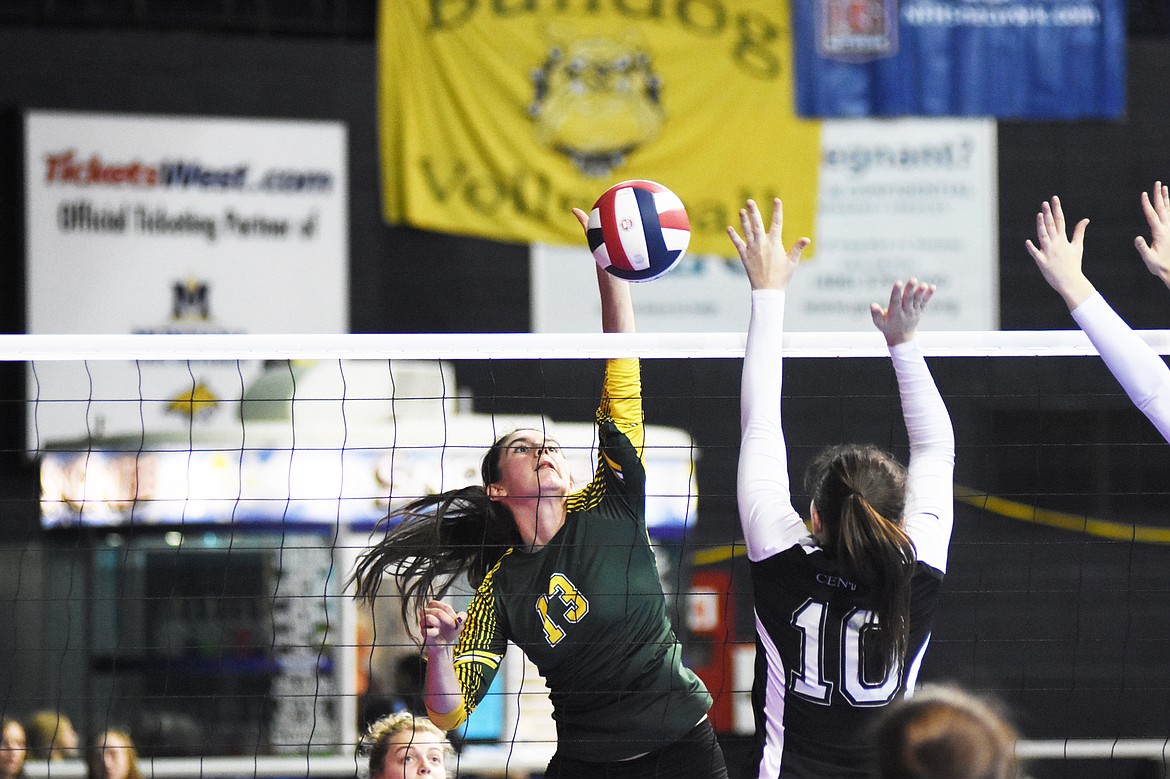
[{"xmin": 529, "ymin": 31, "xmax": 665, "ymax": 179}]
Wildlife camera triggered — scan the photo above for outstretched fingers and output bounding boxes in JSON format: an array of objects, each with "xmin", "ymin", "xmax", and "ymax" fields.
[
  {"xmin": 726, "ymin": 199, "xmax": 758, "ymax": 254},
  {"xmin": 1035, "ymin": 198, "xmax": 1071, "ymax": 248},
  {"xmin": 899, "ymin": 278, "xmax": 936, "ymax": 315},
  {"xmin": 1049, "ymin": 195, "xmax": 1066, "ymax": 235},
  {"xmin": 1028, "ymin": 201, "xmax": 1055, "ymax": 260},
  {"xmin": 871, "ymin": 278, "xmax": 937, "ymax": 345},
  {"xmin": 725, "ymin": 224, "xmax": 746, "ymax": 255},
  {"xmin": 905, "ymin": 277, "xmax": 936, "ymax": 311},
  {"xmin": 727, "ymin": 197, "xmax": 809, "ymax": 291},
  {"xmin": 886, "ymin": 279, "xmax": 905, "ymax": 317},
  {"xmin": 1139, "ymin": 181, "xmax": 1170, "ymax": 229},
  {"xmin": 1027, "ymin": 197, "xmax": 1088, "ymax": 265},
  {"xmin": 1134, "ymin": 181, "xmax": 1170, "ymax": 290}
]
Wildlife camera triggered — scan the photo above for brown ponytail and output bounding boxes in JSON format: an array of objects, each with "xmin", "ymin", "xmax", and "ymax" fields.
[
  {"xmin": 351, "ymin": 431, "xmax": 524, "ymax": 641},
  {"xmin": 806, "ymin": 444, "xmax": 916, "ymax": 678}
]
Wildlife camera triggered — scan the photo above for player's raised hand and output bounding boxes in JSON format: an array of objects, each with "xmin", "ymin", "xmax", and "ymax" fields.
[
  {"xmin": 1135, "ymin": 181, "xmax": 1170, "ymax": 290},
  {"xmin": 1025, "ymin": 196, "xmax": 1095, "ymax": 310},
  {"xmin": 871, "ymin": 279, "xmax": 936, "ymax": 346},
  {"xmin": 727, "ymin": 198, "xmax": 810, "ymax": 292}
]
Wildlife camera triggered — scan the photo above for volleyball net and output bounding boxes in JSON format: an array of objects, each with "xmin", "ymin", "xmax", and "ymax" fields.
[{"xmin": 3, "ymin": 330, "xmax": 1170, "ymax": 778}]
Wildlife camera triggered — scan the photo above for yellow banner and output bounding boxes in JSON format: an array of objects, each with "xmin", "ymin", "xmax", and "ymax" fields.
[{"xmin": 379, "ymin": 0, "xmax": 821, "ymax": 257}]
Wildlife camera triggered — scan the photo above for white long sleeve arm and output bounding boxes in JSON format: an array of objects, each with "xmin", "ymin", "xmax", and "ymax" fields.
[
  {"xmin": 1072, "ymin": 291, "xmax": 1170, "ymax": 444},
  {"xmin": 891, "ymin": 340, "xmax": 956, "ymax": 573},
  {"xmin": 737, "ymin": 290, "xmax": 808, "ymax": 562}
]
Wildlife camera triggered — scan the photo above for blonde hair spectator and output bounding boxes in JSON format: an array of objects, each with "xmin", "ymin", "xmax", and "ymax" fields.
[
  {"xmin": 362, "ymin": 712, "xmax": 453, "ymax": 779},
  {"xmin": 25, "ymin": 711, "xmax": 79, "ymax": 761}
]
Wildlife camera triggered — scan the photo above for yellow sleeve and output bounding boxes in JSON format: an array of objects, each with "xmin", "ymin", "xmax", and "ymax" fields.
[
  {"xmin": 426, "ymin": 700, "xmax": 468, "ymax": 732},
  {"xmin": 599, "ymin": 357, "xmax": 644, "ymax": 455},
  {"xmin": 434, "ymin": 553, "xmax": 510, "ymax": 731}
]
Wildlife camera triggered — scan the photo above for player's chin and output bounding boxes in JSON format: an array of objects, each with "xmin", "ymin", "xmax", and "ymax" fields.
[{"xmin": 534, "ymin": 477, "xmax": 569, "ymax": 496}]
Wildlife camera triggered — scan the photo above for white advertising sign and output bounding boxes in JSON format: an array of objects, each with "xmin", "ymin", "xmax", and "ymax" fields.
[
  {"xmin": 533, "ymin": 118, "xmax": 997, "ymax": 334},
  {"xmin": 24, "ymin": 111, "xmax": 349, "ymax": 448}
]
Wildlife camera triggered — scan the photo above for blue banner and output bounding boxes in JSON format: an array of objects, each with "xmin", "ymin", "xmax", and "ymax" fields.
[{"xmin": 793, "ymin": 0, "xmax": 1126, "ymax": 118}]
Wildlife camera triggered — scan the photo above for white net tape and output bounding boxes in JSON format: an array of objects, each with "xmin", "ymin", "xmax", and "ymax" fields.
[{"xmin": 3, "ymin": 328, "xmax": 1170, "ymax": 361}]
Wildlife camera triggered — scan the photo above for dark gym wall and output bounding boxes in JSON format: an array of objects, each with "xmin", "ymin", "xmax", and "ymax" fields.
[{"xmin": 999, "ymin": 42, "xmax": 1170, "ymax": 330}]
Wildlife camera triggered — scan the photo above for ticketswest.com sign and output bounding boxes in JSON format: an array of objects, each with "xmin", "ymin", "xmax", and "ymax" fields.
[{"xmin": 23, "ymin": 110, "xmax": 349, "ymax": 447}]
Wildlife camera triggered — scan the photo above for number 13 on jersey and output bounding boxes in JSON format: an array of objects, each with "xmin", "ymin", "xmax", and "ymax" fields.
[{"xmin": 536, "ymin": 572, "xmax": 590, "ymax": 647}]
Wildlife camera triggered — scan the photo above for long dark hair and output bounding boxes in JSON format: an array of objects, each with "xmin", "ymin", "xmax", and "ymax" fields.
[
  {"xmin": 805, "ymin": 443, "xmax": 916, "ymax": 678},
  {"xmin": 352, "ymin": 431, "xmax": 524, "ymax": 639}
]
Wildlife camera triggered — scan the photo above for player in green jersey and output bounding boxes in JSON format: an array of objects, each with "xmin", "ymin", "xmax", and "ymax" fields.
[{"xmin": 353, "ymin": 210, "xmax": 726, "ymax": 779}]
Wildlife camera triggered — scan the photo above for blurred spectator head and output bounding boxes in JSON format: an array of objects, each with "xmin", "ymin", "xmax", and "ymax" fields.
[
  {"xmin": 1, "ymin": 719, "xmax": 27, "ymax": 779},
  {"xmin": 873, "ymin": 684, "xmax": 1020, "ymax": 779},
  {"xmin": 87, "ymin": 729, "xmax": 143, "ymax": 779},
  {"xmin": 25, "ymin": 711, "xmax": 79, "ymax": 761}
]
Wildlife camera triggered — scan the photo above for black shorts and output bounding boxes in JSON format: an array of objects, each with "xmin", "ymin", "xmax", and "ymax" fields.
[{"xmin": 544, "ymin": 719, "xmax": 729, "ymax": 779}]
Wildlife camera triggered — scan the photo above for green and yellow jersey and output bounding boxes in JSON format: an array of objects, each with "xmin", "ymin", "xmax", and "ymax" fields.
[{"xmin": 431, "ymin": 357, "xmax": 711, "ymax": 761}]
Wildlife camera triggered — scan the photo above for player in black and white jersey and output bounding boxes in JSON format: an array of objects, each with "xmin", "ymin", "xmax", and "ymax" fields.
[
  {"xmin": 353, "ymin": 210, "xmax": 725, "ymax": 779},
  {"xmin": 1027, "ymin": 185, "xmax": 1170, "ymax": 442},
  {"xmin": 729, "ymin": 198, "xmax": 955, "ymax": 778}
]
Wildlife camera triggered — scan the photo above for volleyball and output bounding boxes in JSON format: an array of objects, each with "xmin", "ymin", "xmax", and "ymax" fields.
[{"xmin": 586, "ymin": 180, "xmax": 690, "ymax": 282}]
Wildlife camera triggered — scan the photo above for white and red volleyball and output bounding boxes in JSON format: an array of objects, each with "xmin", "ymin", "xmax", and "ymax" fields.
[{"xmin": 586, "ymin": 180, "xmax": 690, "ymax": 283}]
